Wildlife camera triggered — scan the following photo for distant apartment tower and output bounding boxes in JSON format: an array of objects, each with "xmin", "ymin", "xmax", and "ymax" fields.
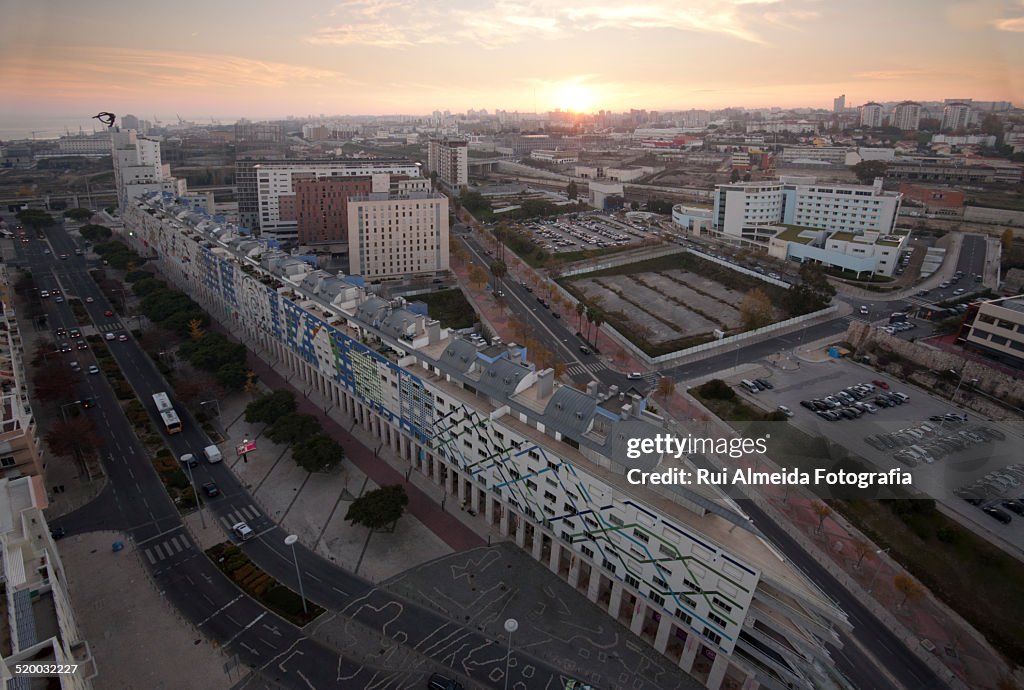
[
  {"xmin": 833, "ymin": 94, "xmax": 846, "ymax": 112},
  {"xmin": 294, "ymin": 176, "xmax": 375, "ymax": 244},
  {"xmin": 346, "ymin": 178, "xmax": 450, "ymax": 278},
  {"xmin": 235, "ymin": 158, "xmax": 421, "ymax": 238},
  {"xmin": 121, "ymin": 114, "xmax": 139, "ymax": 131},
  {"xmin": 941, "ymin": 102, "xmax": 972, "ymax": 132},
  {"xmin": 427, "ymin": 138, "xmax": 469, "ymax": 189},
  {"xmin": 891, "ymin": 101, "xmax": 921, "ymax": 131},
  {"xmin": 302, "ymin": 124, "xmax": 331, "ymax": 142},
  {"xmin": 859, "ymin": 102, "xmax": 884, "ymax": 128},
  {"xmin": 234, "ymin": 120, "xmax": 284, "ymax": 145},
  {"xmin": 110, "ymin": 129, "xmax": 186, "ymax": 207}
]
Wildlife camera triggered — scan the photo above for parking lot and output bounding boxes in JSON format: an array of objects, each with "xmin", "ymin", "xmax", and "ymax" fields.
[
  {"xmin": 734, "ymin": 358, "xmax": 1024, "ymax": 548},
  {"xmin": 519, "ymin": 212, "xmax": 655, "ymax": 254}
]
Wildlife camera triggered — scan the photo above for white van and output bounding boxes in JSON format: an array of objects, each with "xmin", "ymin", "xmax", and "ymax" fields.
[
  {"xmin": 203, "ymin": 445, "xmax": 223, "ymax": 464},
  {"xmin": 740, "ymin": 379, "xmax": 760, "ymax": 394}
]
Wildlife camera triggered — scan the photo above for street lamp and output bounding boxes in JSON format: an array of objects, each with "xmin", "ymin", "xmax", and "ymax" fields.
[
  {"xmin": 503, "ymin": 618, "xmax": 518, "ymax": 690},
  {"xmin": 59, "ymin": 400, "xmax": 80, "ymax": 422},
  {"xmin": 868, "ymin": 547, "xmax": 891, "ymax": 593},
  {"xmin": 183, "ymin": 459, "xmax": 207, "ymax": 529},
  {"xmin": 951, "ymin": 371, "xmax": 979, "ymax": 404},
  {"xmin": 284, "ymin": 534, "xmax": 308, "ymax": 614}
]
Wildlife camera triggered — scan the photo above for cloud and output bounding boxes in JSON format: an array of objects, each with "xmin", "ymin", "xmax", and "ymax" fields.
[
  {"xmin": 307, "ymin": 0, "xmax": 818, "ymax": 48},
  {"xmin": 994, "ymin": 16, "xmax": 1024, "ymax": 30}
]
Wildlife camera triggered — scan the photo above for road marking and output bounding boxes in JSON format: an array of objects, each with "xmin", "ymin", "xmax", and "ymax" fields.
[
  {"xmin": 224, "ymin": 612, "xmax": 267, "ymax": 648},
  {"xmin": 145, "ymin": 549, "xmax": 156, "ymax": 564},
  {"xmin": 241, "ymin": 505, "xmax": 260, "ymax": 520},
  {"xmin": 152, "ymin": 544, "xmax": 165, "ymax": 560},
  {"xmin": 135, "ymin": 524, "xmax": 184, "ymax": 546}
]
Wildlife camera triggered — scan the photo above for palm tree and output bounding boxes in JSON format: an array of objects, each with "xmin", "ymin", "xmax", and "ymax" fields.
[
  {"xmin": 575, "ymin": 301, "xmax": 586, "ymax": 331},
  {"xmin": 591, "ymin": 310, "xmax": 604, "ymax": 349}
]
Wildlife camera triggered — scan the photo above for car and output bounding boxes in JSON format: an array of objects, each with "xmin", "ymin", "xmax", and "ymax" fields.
[
  {"xmin": 859, "ymin": 305, "xmax": 869, "ymax": 315},
  {"xmin": 55, "ymin": 327, "xmax": 67, "ymax": 338},
  {"xmin": 536, "ymin": 296, "xmax": 544, "ymax": 304},
  {"xmin": 891, "ymin": 392, "xmax": 909, "ymax": 403},
  {"xmin": 59, "ymin": 342, "xmax": 72, "ymax": 353},
  {"xmin": 118, "ymin": 333, "xmax": 129, "ymax": 342},
  {"xmin": 43, "ymin": 248, "xmax": 51, "ymax": 255},
  {"xmin": 55, "ymin": 296, "xmax": 65, "ymax": 303},
  {"xmin": 104, "ymin": 309, "xmax": 114, "ymax": 317},
  {"xmin": 40, "ymin": 290, "xmax": 50, "ymax": 298},
  {"xmin": 80, "ymin": 397, "xmax": 96, "ymax": 409},
  {"xmin": 754, "ymin": 378, "xmax": 773, "ymax": 390},
  {"xmin": 104, "ymin": 332, "xmax": 115, "ymax": 341},
  {"xmin": 953, "ymin": 288, "xmax": 965, "ymax": 295},
  {"xmin": 939, "ymin": 281, "xmax": 950, "ymax": 289},
  {"xmin": 627, "ymin": 372, "xmax": 643, "ymax": 380},
  {"xmin": 232, "ymin": 521, "xmax": 255, "ymax": 540},
  {"xmin": 871, "ymin": 379, "xmax": 889, "ymax": 390},
  {"xmin": 50, "ymin": 527, "xmax": 66, "ymax": 540},
  {"xmin": 428, "ymin": 673, "xmax": 466, "ymax": 690},
  {"xmin": 579, "ymin": 346, "xmax": 591, "ymax": 355},
  {"xmin": 202, "ymin": 482, "xmax": 221, "ymax": 498},
  {"xmin": 88, "ymin": 364, "xmax": 99, "ymax": 375},
  {"xmin": 1002, "ymin": 501, "xmax": 1024, "ymax": 516},
  {"xmin": 70, "ymin": 361, "xmax": 81, "ymax": 372},
  {"xmin": 524, "ymin": 285, "xmax": 533, "ymax": 292},
  {"xmin": 85, "ymin": 296, "xmax": 94, "ymax": 303},
  {"xmin": 180, "ymin": 453, "xmax": 199, "ymax": 469},
  {"xmin": 551, "ymin": 312, "xmax": 560, "ymax": 319},
  {"xmin": 59, "ymin": 253, "xmax": 68, "ymax": 260},
  {"xmin": 75, "ymin": 339, "xmax": 87, "ymax": 350},
  {"xmin": 800, "ymin": 400, "xmax": 815, "ymax": 410},
  {"xmin": 69, "ymin": 328, "xmax": 81, "ymax": 338},
  {"xmin": 74, "ymin": 249, "xmax": 83, "ymax": 256},
  {"xmin": 777, "ymin": 405, "xmax": 793, "ymax": 417},
  {"xmin": 982, "ymin": 507, "xmax": 1012, "ymax": 524}
]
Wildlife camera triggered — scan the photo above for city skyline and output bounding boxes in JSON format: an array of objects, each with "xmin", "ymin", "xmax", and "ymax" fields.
[{"xmin": 2, "ymin": 0, "xmax": 1023, "ymax": 124}]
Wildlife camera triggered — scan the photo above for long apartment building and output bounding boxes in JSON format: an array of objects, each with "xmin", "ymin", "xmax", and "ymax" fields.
[
  {"xmin": 110, "ymin": 129, "xmax": 186, "ymax": 208},
  {"xmin": 235, "ymin": 158, "xmax": 421, "ymax": 237},
  {"xmin": 0, "ymin": 476, "xmax": 95, "ymax": 688},
  {"xmin": 119, "ymin": 192, "xmax": 851, "ymax": 690},
  {"xmin": 426, "ymin": 138, "xmax": 469, "ymax": 189},
  {"xmin": 0, "ymin": 266, "xmax": 43, "ymax": 478}
]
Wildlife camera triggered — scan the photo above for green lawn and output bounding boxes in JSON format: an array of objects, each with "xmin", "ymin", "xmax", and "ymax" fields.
[{"xmin": 414, "ymin": 288, "xmax": 478, "ymax": 329}]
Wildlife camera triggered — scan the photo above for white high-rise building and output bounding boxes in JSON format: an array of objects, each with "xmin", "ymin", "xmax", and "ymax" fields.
[
  {"xmin": 941, "ymin": 102, "xmax": 972, "ymax": 132},
  {"xmin": 833, "ymin": 94, "xmax": 846, "ymax": 112},
  {"xmin": 891, "ymin": 101, "xmax": 921, "ymax": 131},
  {"xmin": 346, "ymin": 178, "xmax": 450, "ymax": 278},
  {"xmin": 427, "ymin": 138, "xmax": 469, "ymax": 189},
  {"xmin": 110, "ymin": 129, "xmax": 185, "ymax": 207},
  {"xmin": 859, "ymin": 102, "xmax": 884, "ymax": 128}
]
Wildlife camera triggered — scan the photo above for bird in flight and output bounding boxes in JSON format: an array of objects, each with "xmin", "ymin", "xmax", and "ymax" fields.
[{"xmin": 92, "ymin": 112, "xmax": 117, "ymax": 128}]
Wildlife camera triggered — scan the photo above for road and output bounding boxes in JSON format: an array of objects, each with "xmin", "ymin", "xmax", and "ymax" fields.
[{"xmin": 14, "ymin": 215, "xmax": 577, "ymax": 689}]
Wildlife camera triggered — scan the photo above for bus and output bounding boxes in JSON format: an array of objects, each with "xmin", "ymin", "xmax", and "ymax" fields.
[{"xmin": 152, "ymin": 392, "xmax": 183, "ymax": 434}]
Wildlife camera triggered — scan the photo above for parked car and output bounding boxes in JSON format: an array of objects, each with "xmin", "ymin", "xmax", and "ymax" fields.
[
  {"xmin": 626, "ymin": 372, "xmax": 643, "ymax": 380},
  {"xmin": 754, "ymin": 378, "xmax": 773, "ymax": 390},
  {"xmin": 88, "ymin": 364, "xmax": 100, "ymax": 375},
  {"xmin": 428, "ymin": 674, "xmax": 466, "ymax": 690},
  {"xmin": 232, "ymin": 521, "xmax": 255, "ymax": 540},
  {"xmin": 777, "ymin": 405, "xmax": 793, "ymax": 417},
  {"xmin": 202, "ymin": 482, "xmax": 221, "ymax": 498},
  {"xmin": 982, "ymin": 507, "xmax": 1012, "ymax": 524}
]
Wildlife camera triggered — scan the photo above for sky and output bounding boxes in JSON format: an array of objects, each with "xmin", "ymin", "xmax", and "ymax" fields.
[{"xmin": 1, "ymin": 0, "xmax": 1023, "ymax": 128}]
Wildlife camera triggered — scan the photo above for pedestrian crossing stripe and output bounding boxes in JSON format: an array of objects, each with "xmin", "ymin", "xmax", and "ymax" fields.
[{"xmin": 144, "ymin": 534, "xmax": 192, "ymax": 564}]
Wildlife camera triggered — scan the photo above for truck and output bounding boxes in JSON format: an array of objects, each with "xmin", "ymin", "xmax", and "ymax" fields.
[{"xmin": 203, "ymin": 444, "xmax": 223, "ymax": 464}]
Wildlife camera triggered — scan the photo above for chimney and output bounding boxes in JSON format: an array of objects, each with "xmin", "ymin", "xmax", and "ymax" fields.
[
  {"xmin": 537, "ymin": 368, "xmax": 554, "ymax": 398},
  {"xmin": 506, "ymin": 342, "xmax": 520, "ymax": 363},
  {"xmin": 427, "ymin": 320, "xmax": 441, "ymax": 345},
  {"xmin": 586, "ymin": 381, "xmax": 599, "ymax": 397},
  {"xmin": 621, "ymin": 403, "xmax": 633, "ymax": 418},
  {"xmin": 608, "ymin": 384, "xmax": 619, "ymax": 396}
]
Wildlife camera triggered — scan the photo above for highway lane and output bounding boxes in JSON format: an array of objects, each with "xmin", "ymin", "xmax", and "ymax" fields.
[{"xmin": 24, "ymin": 217, "xmax": 580, "ymax": 689}]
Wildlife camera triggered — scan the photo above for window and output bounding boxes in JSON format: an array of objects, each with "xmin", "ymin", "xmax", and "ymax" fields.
[
  {"xmin": 674, "ymin": 609, "xmax": 693, "ymax": 625},
  {"xmin": 658, "ymin": 542, "xmax": 676, "ymax": 558},
  {"xmin": 708, "ymin": 612, "xmax": 728, "ymax": 627},
  {"xmin": 601, "ymin": 558, "xmax": 617, "ymax": 574},
  {"xmin": 702, "ymin": 628, "xmax": 723, "ymax": 645},
  {"xmin": 649, "ymin": 592, "xmax": 666, "ymax": 606},
  {"xmin": 0, "ymin": 456, "xmax": 15, "ymax": 468},
  {"xmin": 607, "ymin": 514, "xmax": 624, "ymax": 527},
  {"xmin": 652, "ymin": 575, "xmax": 668, "ymax": 589},
  {"xmin": 624, "ymin": 574, "xmax": 640, "ymax": 589},
  {"xmin": 633, "ymin": 528, "xmax": 649, "ymax": 543},
  {"xmin": 712, "ymin": 597, "xmax": 734, "ymax": 614},
  {"xmin": 580, "ymin": 545, "xmax": 594, "ymax": 558}
]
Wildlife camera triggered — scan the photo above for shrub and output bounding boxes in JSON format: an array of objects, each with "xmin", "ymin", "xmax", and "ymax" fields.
[{"xmin": 698, "ymin": 379, "xmax": 735, "ymax": 401}]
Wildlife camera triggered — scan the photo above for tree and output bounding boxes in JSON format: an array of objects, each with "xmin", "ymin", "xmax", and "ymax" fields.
[
  {"xmin": 291, "ymin": 433, "xmax": 344, "ymax": 472},
  {"xmin": 490, "ymin": 259, "xmax": 508, "ymax": 286},
  {"xmin": 216, "ymin": 361, "xmax": 249, "ymax": 390},
  {"xmin": 46, "ymin": 415, "xmax": 104, "ymax": 457},
  {"xmin": 346, "ymin": 484, "xmax": 409, "ymax": 531},
  {"xmin": 16, "ymin": 209, "xmax": 55, "ymax": 231},
  {"xmin": 244, "ymin": 390, "xmax": 297, "ymax": 425},
  {"xmin": 811, "ymin": 501, "xmax": 833, "ymax": 534},
  {"xmin": 33, "ymin": 367, "xmax": 75, "ymax": 401},
  {"xmin": 851, "ymin": 160, "xmax": 888, "ymax": 184},
  {"xmin": 740, "ymin": 287, "xmax": 774, "ymax": 330},
  {"xmin": 1002, "ymin": 228, "xmax": 1014, "ymax": 254},
  {"xmin": 566, "ymin": 180, "xmax": 578, "ymax": 200},
  {"xmin": 590, "ymin": 310, "xmax": 605, "ymax": 349},
  {"xmin": 786, "ymin": 263, "xmax": 836, "ymax": 315},
  {"xmin": 893, "ymin": 574, "xmax": 924, "ymax": 608},
  {"xmin": 552, "ymin": 361, "xmax": 568, "ymax": 378},
  {"xmin": 575, "ymin": 301, "xmax": 586, "ymax": 330},
  {"xmin": 980, "ymin": 113, "xmax": 1004, "ymax": 138},
  {"xmin": 267, "ymin": 413, "xmax": 322, "ymax": 445},
  {"xmin": 188, "ymin": 318, "xmax": 205, "ymax": 341},
  {"xmin": 79, "ymin": 224, "xmax": 112, "ymax": 242},
  {"xmin": 630, "ymin": 201, "xmax": 640, "ymax": 211},
  {"xmin": 64, "ymin": 208, "xmax": 93, "ymax": 221},
  {"xmin": 468, "ymin": 265, "xmax": 488, "ymax": 289},
  {"xmin": 174, "ymin": 378, "xmax": 202, "ymax": 405},
  {"xmin": 655, "ymin": 377, "xmax": 675, "ymax": 400},
  {"xmin": 853, "ymin": 538, "xmax": 874, "ymax": 569},
  {"xmin": 698, "ymin": 379, "xmax": 735, "ymax": 401},
  {"xmin": 730, "ymin": 169, "xmax": 742, "ymax": 183}
]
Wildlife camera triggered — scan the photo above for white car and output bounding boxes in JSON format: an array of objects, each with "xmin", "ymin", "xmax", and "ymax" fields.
[
  {"xmin": 627, "ymin": 372, "xmax": 643, "ymax": 380},
  {"xmin": 87, "ymin": 365, "xmax": 100, "ymax": 375},
  {"xmin": 777, "ymin": 405, "xmax": 794, "ymax": 417},
  {"xmin": 232, "ymin": 522, "xmax": 254, "ymax": 541},
  {"xmin": 105, "ymin": 332, "xmax": 115, "ymax": 341},
  {"xmin": 859, "ymin": 306, "xmax": 869, "ymax": 315}
]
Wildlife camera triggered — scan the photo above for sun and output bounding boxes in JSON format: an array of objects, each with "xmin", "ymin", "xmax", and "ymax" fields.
[{"xmin": 554, "ymin": 84, "xmax": 597, "ymax": 113}]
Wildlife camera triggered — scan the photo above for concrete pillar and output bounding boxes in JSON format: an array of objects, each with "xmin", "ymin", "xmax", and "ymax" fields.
[
  {"xmin": 567, "ymin": 555, "xmax": 581, "ymax": 588},
  {"xmin": 654, "ymin": 614, "xmax": 672, "ymax": 654},
  {"xmin": 470, "ymin": 485, "xmax": 481, "ymax": 514},
  {"xmin": 679, "ymin": 635, "xmax": 700, "ymax": 673},
  {"xmin": 548, "ymin": 539, "xmax": 560, "ymax": 575},
  {"xmin": 485, "ymin": 496, "xmax": 495, "ymax": 524},
  {"xmin": 445, "ymin": 467, "xmax": 455, "ymax": 496},
  {"xmin": 629, "ymin": 597, "xmax": 645, "ymax": 636},
  {"xmin": 740, "ymin": 674, "xmax": 760, "ymax": 690},
  {"xmin": 587, "ymin": 571, "xmax": 602, "ymax": 603},
  {"xmin": 531, "ymin": 529, "xmax": 544, "ymax": 561},
  {"xmin": 514, "ymin": 518, "xmax": 526, "ymax": 548},
  {"xmin": 499, "ymin": 505, "xmax": 510, "ymax": 536},
  {"xmin": 607, "ymin": 582, "xmax": 623, "ymax": 619},
  {"xmin": 705, "ymin": 651, "xmax": 729, "ymax": 690},
  {"xmin": 432, "ymin": 458, "xmax": 442, "ymax": 484},
  {"xmin": 457, "ymin": 473, "xmax": 468, "ymax": 506}
]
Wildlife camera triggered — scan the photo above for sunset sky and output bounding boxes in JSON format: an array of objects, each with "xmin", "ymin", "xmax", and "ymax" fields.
[{"xmin": 2, "ymin": 0, "xmax": 1023, "ymax": 125}]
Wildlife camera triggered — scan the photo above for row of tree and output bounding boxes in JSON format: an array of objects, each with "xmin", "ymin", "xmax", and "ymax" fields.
[{"xmin": 244, "ymin": 391, "xmax": 344, "ymax": 472}]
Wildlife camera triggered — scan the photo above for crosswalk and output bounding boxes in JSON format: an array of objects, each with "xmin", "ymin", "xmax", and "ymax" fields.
[
  {"xmin": 566, "ymin": 361, "xmax": 605, "ymax": 377},
  {"xmin": 95, "ymin": 321, "xmax": 124, "ymax": 333},
  {"xmin": 144, "ymin": 533, "xmax": 193, "ymax": 564},
  {"xmin": 218, "ymin": 504, "xmax": 264, "ymax": 531}
]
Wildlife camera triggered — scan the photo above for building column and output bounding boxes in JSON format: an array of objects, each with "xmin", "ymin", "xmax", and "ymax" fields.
[
  {"xmin": 587, "ymin": 571, "xmax": 602, "ymax": 603},
  {"xmin": 548, "ymin": 539, "xmax": 561, "ymax": 575},
  {"xmin": 531, "ymin": 529, "xmax": 544, "ymax": 561},
  {"xmin": 705, "ymin": 652, "xmax": 729, "ymax": 690},
  {"xmin": 499, "ymin": 505, "xmax": 510, "ymax": 536},
  {"xmin": 607, "ymin": 582, "xmax": 623, "ymax": 619},
  {"xmin": 432, "ymin": 458, "xmax": 442, "ymax": 485},
  {"xmin": 445, "ymin": 467, "xmax": 456, "ymax": 496},
  {"xmin": 740, "ymin": 674, "xmax": 760, "ymax": 690},
  {"xmin": 629, "ymin": 597, "xmax": 645, "ymax": 636},
  {"xmin": 514, "ymin": 518, "xmax": 526, "ymax": 548},
  {"xmin": 679, "ymin": 634, "xmax": 700, "ymax": 673},
  {"xmin": 654, "ymin": 614, "xmax": 673, "ymax": 654},
  {"xmin": 567, "ymin": 555, "xmax": 581, "ymax": 588},
  {"xmin": 457, "ymin": 473, "xmax": 468, "ymax": 507},
  {"xmin": 470, "ymin": 484, "xmax": 481, "ymax": 514}
]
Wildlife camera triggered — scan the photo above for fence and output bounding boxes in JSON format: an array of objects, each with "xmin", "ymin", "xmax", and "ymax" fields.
[{"xmin": 556, "ymin": 245, "xmax": 688, "ymax": 278}]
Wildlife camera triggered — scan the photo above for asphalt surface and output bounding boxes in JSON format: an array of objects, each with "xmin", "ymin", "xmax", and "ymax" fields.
[{"xmin": 14, "ymin": 216, "xmax": 576, "ymax": 689}]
